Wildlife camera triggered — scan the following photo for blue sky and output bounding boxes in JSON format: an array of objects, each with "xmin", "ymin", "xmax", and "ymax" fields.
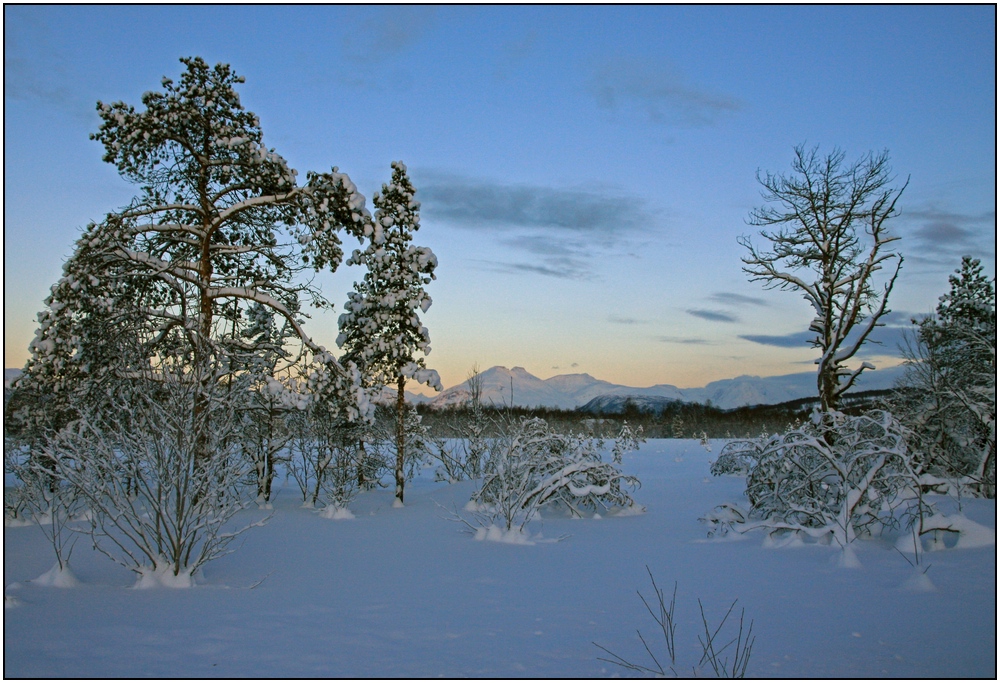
[{"xmin": 4, "ymin": 5, "xmax": 996, "ymax": 390}]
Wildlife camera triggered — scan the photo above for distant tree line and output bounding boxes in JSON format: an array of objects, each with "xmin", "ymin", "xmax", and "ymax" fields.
[{"xmin": 415, "ymin": 389, "xmax": 893, "ymax": 440}]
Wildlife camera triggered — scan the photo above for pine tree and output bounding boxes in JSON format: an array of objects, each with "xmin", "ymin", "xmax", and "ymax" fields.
[
  {"xmin": 897, "ymin": 256, "xmax": 996, "ymax": 496},
  {"xmin": 12, "ymin": 57, "xmax": 372, "ymax": 464},
  {"xmin": 337, "ymin": 161, "xmax": 441, "ymax": 503}
]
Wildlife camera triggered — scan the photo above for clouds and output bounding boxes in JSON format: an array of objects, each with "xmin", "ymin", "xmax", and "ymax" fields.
[
  {"xmin": 478, "ymin": 257, "xmax": 592, "ymax": 281},
  {"xmin": 333, "ymin": 6, "xmax": 435, "ymax": 90},
  {"xmin": 588, "ymin": 56, "xmax": 740, "ymax": 127},
  {"xmin": 687, "ymin": 309, "xmax": 739, "ymax": 323},
  {"xmin": 608, "ymin": 314, "xmax": 645, "ymax": 325},
  {"xmin": 420, "ymin": 172, "xmax": 658, "ymax": 279},
  {"xmin": 657, "ymin": 335, "xmax": 711, "ymax": 345},
  {"xmin": 740, "ymin": 314, "xmax": 917, "ymax": 360},
  {"xmin": 420, "ymin": 173, "xmax": 651, "ymax": 234},
  {"xmin": 340, "ymin": 6, "xmax": 434, "ymax": 64},
  {"xmin": 680, "ymin": 293, "xmax": 768, "ymax": 325},
  {"xmin": 740, "ymin": 331, "xmax": 813, "ymax": 348},
  {"xmin": 709, "ymin": 292, "xmax": 768, "ymax": 307},
  {"xmin": 900, "ymin": 205, "xmax": 996, "ymax": 267},
  {"xmin": 3, "ymin": 11, "xmax": 84, "ymax": 116}
]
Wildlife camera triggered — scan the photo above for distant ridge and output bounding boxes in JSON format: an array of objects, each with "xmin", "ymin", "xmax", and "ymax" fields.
[
  {"xmin": 426, "ymin": 364, "xmax": 907, "ymax": 411},
  {"xmin": 3, "ymin": 364, "xmax": 908, "ymax": 411}
]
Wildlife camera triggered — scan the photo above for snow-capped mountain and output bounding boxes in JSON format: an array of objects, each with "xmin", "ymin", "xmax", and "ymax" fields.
[
  {"xmin": 3, "ymin": 363, "xmax": 907, "ymax": 411},
  {"xmin": 578, "ymin": 394, "xmax": 684, "ymax": 414},
  {"xmin": 427, "ymin": 364, "xmax": 907, "ymax": 411}
]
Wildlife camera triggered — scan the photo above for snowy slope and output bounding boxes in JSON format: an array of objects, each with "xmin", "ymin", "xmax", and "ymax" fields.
[
  {"xmin": 428, "ymin": 365, "xmax": 907, "ymax": 411},
  {"xmin": 4, "ymin": 439, "xmax": 995, "ymax": 678},
  {"xmin": 579, "ymin": 394, "xmax": 684, "ymax": 414}
]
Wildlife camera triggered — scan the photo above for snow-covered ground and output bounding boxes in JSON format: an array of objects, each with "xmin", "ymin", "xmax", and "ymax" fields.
[{"xmin": 4, "ymin": 439, "xmax": 995, "ymax": 678}]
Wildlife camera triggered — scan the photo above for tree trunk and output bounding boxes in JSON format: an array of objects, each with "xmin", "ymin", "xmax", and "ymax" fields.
[
  {"xmin": 818, "ymin": 362, "xmax": 839, "ymax": 414},
  {"xmin": 357, "ymin": 440, "xmax": 368, "ymax": 488},
  {"xmin": 395, "ymin": 375, "xmax": 406, "ymax": 504},
  {"xmin": 193, "ymin": 164, "xmax": 214, "ymax": 470}
]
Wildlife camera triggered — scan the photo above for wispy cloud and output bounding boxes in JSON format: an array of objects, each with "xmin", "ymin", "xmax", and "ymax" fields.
[
  {"xmin": 333, "ymin": 7, "xmax": 434, "ymax": 90},
  {"xmin": 341, "ymin": 7, "xmax": 434, "ymax": 64},
  {"xmin": 475, "ymin": 258, "xmax": 593, "ymax": 281},
  {"xmin": 687, "ymin": 309, "xmax": 740, "ymax": 323},
  {"xmin": 709, "ymin": 292, "xmax": 768, "ymax": 307},
  {"xmin": 608, "ymin": 315, "xmax": 645, "ymax": 325},
  {"xmin": 899, "ymin": 205, "xmax": 996, "ymax": 267},
  {"xmin": 740, "ymin": 331, "xmax": 813, "ymax": 348},
  {"xmin": 741, "ymin": 321, "xmax": 914, "ymax": 359},
  {"xmin": 420, "ymin": 173, "xmax": 652, "ymax": 234},
  {"xmin": 3, "ymin": 12, "xmax": 90, "ymax": 120},
  {"xmin": 421, "ymin": 171, "xmax": 659, "ymax": 280},
  {"xmin": 657, "ymin": 336, "xmax": 711, "ymax": 345},
  {"xmin": 588, "ymin": 56, "xmax": 740, "ymax": 127}
]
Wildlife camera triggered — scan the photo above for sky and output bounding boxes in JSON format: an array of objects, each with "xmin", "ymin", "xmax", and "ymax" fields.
[{"xmin": 4, "ymin": 5, "xmax": 996, "ymax": 392}]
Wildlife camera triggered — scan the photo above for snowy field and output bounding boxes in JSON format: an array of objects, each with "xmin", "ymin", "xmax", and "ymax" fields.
[{"xmin": 4, "ymin": 438, "xmax": 996, "ymax": 678}]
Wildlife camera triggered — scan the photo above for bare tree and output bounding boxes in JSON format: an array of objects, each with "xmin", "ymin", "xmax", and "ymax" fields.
[{"xmin": 740, "ymin": 145, "xmax": 905, "ymax": 412}]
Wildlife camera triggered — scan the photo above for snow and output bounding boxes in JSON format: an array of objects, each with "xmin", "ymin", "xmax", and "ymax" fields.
[
  {"xmin": 29, "ymin": 562, "xmax": 81, "ymax": 588},
  {"xmin": 427, "ymin": 365, "xmax": 907, "ymax": 411},
  {"xmin": 318, "ymin": 505, "xmax": 356, "ymax": 521},
  {"xmin": 4, "ymin": 438, "xmax": 995, "ymax": 678}
]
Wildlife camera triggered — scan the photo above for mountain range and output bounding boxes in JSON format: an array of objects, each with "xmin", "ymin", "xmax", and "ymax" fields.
[
  {"xmin": 5, "ymin": 364, "xmax": 908, "ymax": 412},
  {"xmin": 423, "ymin": 364, "xmax": 907, "ymax": 411}
]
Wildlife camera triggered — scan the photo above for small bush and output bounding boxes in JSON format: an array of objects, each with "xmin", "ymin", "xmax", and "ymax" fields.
[{"xmin": 468, "ymin": 417, "xmax": 642, "ymax": 533}]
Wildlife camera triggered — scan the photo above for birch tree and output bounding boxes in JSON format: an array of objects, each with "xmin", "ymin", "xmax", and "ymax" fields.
[
  {"xmin": 740, "ymin": 145, "xmax": 905, "ymax": 412},
  {"xmin": 337, "ymin": 162, "xmax": 441, "ymax": 504}
]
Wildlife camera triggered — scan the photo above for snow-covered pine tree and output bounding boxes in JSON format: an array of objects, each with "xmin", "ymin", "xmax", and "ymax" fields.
[
  {"xmin": 896, "ymin": 256, "xmax": 996, "ymax": 497},
  {"xmin": 337, "ymin": 161, "xmax": 441, "ymax": 504},
  {"xmin": 12, "ymin": 57, "xmax": 373, "ymax": 464}
]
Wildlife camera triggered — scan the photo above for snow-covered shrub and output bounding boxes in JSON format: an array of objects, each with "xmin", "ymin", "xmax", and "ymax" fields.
[
  {"xmin": 4, "ymin": 440, "xmax": 32, "ymax": 525},
  {"xmin": 434, "ymin": 367, "xmax": 491, "ymax": 483},
  {"xmin": 234, "ymin": 307, "xmax": 301, "ymax": 505},
  {"xmin": 613, "ymin": 420, "xmax": 646, "ymax": 463},
  {"xmin": 469, "ymin": 417, "xmax": 641, "ymax": 533},
  {"xmin": 42, "ymin": 378, "xmax": 264, "ymax": 587},
  {"xmin": 287, "ymin": 403, "xmax": 361, "ymax": 510},
  {"xmin": 707, "ymin": 410, "xmax": 918, "ymax": 547},
  {"xmin": 710, "ymin": 438, "xmax": 764, "ymax": 476},
  {"xmin": 5, "ymin": 438, "xmax": 84, "ymax": 582}
]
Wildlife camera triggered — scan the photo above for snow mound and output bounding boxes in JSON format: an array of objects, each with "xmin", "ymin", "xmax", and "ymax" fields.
[
  {"xmin": 835, "ymin": 545, "xmax": 863, "ymax": 569},
  {"xmin": 895, "ymin": 514, "xmax": 997, "ymax": 552},
  {"xmin": 762, "ymin": 530, "xmax": 806, "ymax": 549},
  {"xmin": 611, "ymin": 503, "xmax": 647, "ymax": 517},
  {"xmin": 473, "ymin": 525, "xmax": 534, "ymax": 545},
  {"xmin": 133, "ymin": 564, "xmax": 196, "ymax": 589},
  {"xmin": 31, "ymin": 562, "xmax": 80, "ymax": 588},
  {"xmin": 900, "ymin": 570, "xmax": 936, "ymax": 593},
  {"xmin": 318, "ymin": 505, "xmax": 355, "ymax": 520}
]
